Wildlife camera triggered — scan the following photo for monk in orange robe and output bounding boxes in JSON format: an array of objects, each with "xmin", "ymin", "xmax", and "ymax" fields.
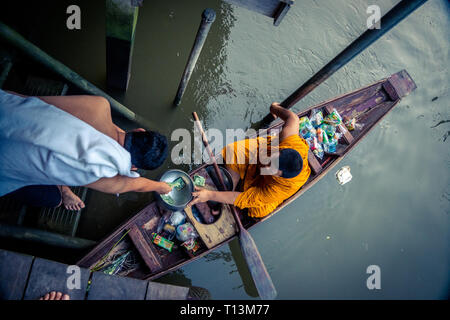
[{"xmin": 189, "ymin": 102, "xmax": 311, "ymax": 218}]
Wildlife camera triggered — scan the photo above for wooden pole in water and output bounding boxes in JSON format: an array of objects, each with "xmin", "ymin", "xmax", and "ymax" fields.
[
  {"xmin": 0, "ymin": 21, "xmax": 158, "ymax": 131},
  {"xmin": 259, "ymin": 0, "xmax": 428, "ymax": 128},
  {"xmin": 173, "ymin": 9, "xmax": 216, "ymax": 106},
  {"xmin": 105, "ymin": 0, "xmax": 141, "ymax": 91}
]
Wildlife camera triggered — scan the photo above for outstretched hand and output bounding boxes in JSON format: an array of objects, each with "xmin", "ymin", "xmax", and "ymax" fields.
[
  {"xmin": 156, "ymin": 182, "xmax": 172, "ymax": 194},
  {"xmin": 188, "ymin": 186, "xmax": 211, "ymax": 207}
]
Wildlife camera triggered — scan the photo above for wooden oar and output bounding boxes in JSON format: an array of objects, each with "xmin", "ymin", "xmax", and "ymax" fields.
[{"xmin": 192, "ymin": 112, "xmax": 277, "ymax": 300}]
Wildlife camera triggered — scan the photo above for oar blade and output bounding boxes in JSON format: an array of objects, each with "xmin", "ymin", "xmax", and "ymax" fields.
[{"xmin": 239, "ymin": 228, "xmax": 277, "ymax": 300}]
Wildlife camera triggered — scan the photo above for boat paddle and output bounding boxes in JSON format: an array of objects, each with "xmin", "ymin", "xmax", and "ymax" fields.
[{"xmin": 192, "ymin": 112, "xmax": 277, "ymax": 300}]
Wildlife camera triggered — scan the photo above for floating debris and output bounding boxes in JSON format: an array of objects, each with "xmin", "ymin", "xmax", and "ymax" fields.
[
  {"xmin": 336, "ymin": 166, "xmax": 352, "ymax": 185},
  {"xmin": 326, "ymin": 235, "xmax": 331, "ymax": 240}
]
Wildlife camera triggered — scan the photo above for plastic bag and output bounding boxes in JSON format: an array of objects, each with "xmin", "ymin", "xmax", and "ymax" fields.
[
  {"xmin": 310, "ymin": 109, "xmax": 324, "ymax": 128},
  {"xmin": 323, "ymin": 109, "xmax": 343, "ymax": 125},
  {"xmin": 176, "ymin": 223, "xmax": 199, "ymax": 242},
  {"xmin": 299, "ymin": 117, "xmax": 316, "ymax": 139},
  {"xmin": 169, "ymin": 211, "xmax": 186, "ymax": 226},
  {"xmin": 312, "ymin": 143, "xmax": 324, "ymax": 160}
]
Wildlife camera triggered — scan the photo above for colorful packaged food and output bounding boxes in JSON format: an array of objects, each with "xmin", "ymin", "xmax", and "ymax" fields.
[
  {"xmin": 299, "ymin": 117, "xmax": 316, "ymax": 139},
  {"xmin": 321, "ymin": 123, "xmax": 336, "ymax": 137},
  {"xmin": 312, "ymin": 143, "xmax": 324, "ymax": 160},
  {"xmin": 344, "ymin": 117, "xmax": 356, "ymax": 131},
  {"xmin": 323, "ymin": 109, "xmax": 343, "ymax": 125},
  {"xmin": 152, "ymin": 233, "xmax": 175, "ymax": 252},
  {"xmin": 316, "ymin": 128, "xmax": 323, "ymax": 143},
  {"xmin": 176, "ymin": 223, "xmax": 199, "ymax": 242},
  {"xmin": 310, "ymin": 109, "xmax": 324, "ymax": 128},
  {"xmin": 181, "ymin": 238, "xmax": 200, "ymax": 254}
]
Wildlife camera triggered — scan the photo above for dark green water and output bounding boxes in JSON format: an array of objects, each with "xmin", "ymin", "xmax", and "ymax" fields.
[{"xmin": 3, "ymin": 0, "xmax": 449, "ymax": 299}]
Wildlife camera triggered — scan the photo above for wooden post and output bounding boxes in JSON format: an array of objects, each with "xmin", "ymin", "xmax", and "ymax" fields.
[
  {"xmin": 105, "ymin": 0, "xmax": 141, "ymax": 91},
  {"xmin": 259, "ymin": 0, "xmax": 428, "ymax": 127},
  {"xmin": 173, "ymin": 9, "xmax": 216, "ymax": 106}
]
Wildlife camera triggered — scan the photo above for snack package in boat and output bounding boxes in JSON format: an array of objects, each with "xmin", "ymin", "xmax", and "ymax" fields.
[
  {"xmin": 312, "ymin": 142, "xmax": 324, "ymax": 160},
  {"xmin": 299, "ymin": 117, "xmax": 316, "ymax": 139},
  {"xmin": 176, "ymin": 222, "xmax": 199, "ymax": 242},
  {"xmin": 310, "ymin": 109, "xmax": 324, "ymax": 128},
  {"xmin": 344, "ymin": 117, "xmax": 356, "ymax": 131},
  {"xmin": 152, "ymin": 232, "xmax": 175, "ymax": 252},
  {"xmin": 181, "ymin": 238, "xmax": 200, "ymax": 255},
  {"xmin": 323, "ymin": 109, "xmax": 343, "ymax": 125},
  {"xmin": 324, "ymin": 137, "xmax": 338, "ymax": 153},
  {"xmin": 321, "ymin": 123, "xmax": 336, "ymax": 137}
]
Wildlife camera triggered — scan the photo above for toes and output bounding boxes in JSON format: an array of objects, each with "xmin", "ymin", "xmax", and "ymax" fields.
[
  {"xmin": 43, "ymin": 293, "xmax": 50, "ymax": 300},
  {"xmin": 55, "ymin": 292, "xmax": 62, "ymax": 300},
  {"xmin": 62, "ymin": 294, "xmax": 70, "ymax": 300},
  {"xmin": 49, "ymin": 291, "xmax": 56, "ymax": 300},
  {"xmin": 80, "ymin": 202, "xmax": 85, "ymax": 209}
]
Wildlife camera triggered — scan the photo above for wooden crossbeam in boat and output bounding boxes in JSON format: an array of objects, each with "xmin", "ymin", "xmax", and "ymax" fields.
[{"xmin": 128, "ymin": 225, "xmax": 163, "ymax": 273}]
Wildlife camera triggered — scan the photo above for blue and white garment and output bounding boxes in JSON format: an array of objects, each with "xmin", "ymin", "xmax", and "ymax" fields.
[{"xmin": 0, "ymin": 89, "xmax": 139, "ymax": 196}]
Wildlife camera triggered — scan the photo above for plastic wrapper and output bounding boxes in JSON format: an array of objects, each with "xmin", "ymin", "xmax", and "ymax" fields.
[
  {"xmin": 152, "ymin": 233, "xmax": 175, "ymax": 252},
  {"xmin": 299, "ymin": 117, "xmax": 316, "ymax": 139},
  {"xmin": 344, "ymin": 117, "xmax": 356, "ymax": 131},
  {"xmin": 321, "ymin": 123, "xmax": 336, "ymax": 137},
  {"xmin": 312, "ymin": 143, "xmax": 324, "ymax": 160},
  {"xmin": 310, "ymin": 109, "xmax": 324, "ymax": 128},
  {"xmin": 169, "ymin": 211, "xmax": 186, "ymax": 226},
  {"xmin": 181, "ymin": 238, "xmax": 201, "ymax": 254},
  {"xmin": 176, "ymin": 223, "xmax": 199, "ymax": 242},
  {"xmin": 323, "ymin": 109, "xmax": 343, "ymax": 125},
  {"xmin": 324, "ymin": 138, "xmax": 338, "ymax": 153}
]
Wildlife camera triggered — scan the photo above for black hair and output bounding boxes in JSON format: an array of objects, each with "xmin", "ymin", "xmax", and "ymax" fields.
[
  {"xmin": 124, "ymin": 131, "xmax": 168, "ymax": 170},
  {"xmin": 278, "ymin": 148, "xmax": 303, "ymax": 179}
]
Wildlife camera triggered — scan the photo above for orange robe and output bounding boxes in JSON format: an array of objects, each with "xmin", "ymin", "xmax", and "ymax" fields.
[{"xmin": 221, "ymin": 134, "xmax": 311, "ymax": 218}]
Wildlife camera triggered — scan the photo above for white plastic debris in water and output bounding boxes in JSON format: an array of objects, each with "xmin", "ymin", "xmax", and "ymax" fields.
[{"xmin": 336, "ymin": 166, "xmax": 352, "ymax": 185}]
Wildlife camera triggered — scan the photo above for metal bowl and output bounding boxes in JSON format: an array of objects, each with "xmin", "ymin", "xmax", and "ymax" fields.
[{"xmin": 155, "ymin": 169, "xmax": 194, "ymax": 211}]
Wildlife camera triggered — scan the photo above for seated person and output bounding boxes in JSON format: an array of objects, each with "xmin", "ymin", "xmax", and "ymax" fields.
[
  {"xmin": 0, "ymin": 90, "xmax": 172, "ymax": 210},
  {"xmin": 189, "ymin": 102, "xmax": 311, "ymax": 218}
]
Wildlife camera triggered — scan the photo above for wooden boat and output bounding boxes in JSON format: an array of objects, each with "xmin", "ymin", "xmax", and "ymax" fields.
[{"xmin": 77, "ymin": 70, "xmax": 417, "ymax": 280}]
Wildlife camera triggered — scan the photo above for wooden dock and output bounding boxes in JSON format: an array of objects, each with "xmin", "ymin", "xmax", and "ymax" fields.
[{"xmin": 0, "ymin": 249, "xmax": 208, "ymax": 300}]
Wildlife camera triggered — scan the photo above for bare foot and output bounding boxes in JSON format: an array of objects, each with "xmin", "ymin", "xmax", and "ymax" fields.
[
  {"xmin": 39, "ymin": 291, "xmax": 70, "ymax": 300},
  {"xmin": 61, "ymin": 186, "xmax": 85, "ymax": 211}
]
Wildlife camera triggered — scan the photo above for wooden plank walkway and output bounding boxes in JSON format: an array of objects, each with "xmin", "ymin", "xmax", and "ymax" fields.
[{"xmin": 0, "ymin": 249, "xmax": 191, "ymax": 300}]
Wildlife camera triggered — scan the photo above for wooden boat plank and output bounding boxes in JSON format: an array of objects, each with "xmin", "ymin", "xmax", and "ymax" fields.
[
  {"xmin": 128, "ymin": 224, "xmax": 163, "ymax": 273},
  {"xmin": 146, "ymin": 281, "xmax": 189, "ymax": 300},
  {"xmin": 0, "ymin": 249, "xmax": 34, "ymax": 300},
  {"xmin": 24, "ymin": 257, "xmax": 90, "ymax": 300},
  {"xmin": 86, "ymin": 271, "xmax": 147, "ymax": 300}
]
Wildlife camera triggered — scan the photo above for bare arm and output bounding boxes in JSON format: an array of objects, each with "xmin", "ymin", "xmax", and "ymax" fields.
[
  {"xmin": 189, "ymin": 187, "xmax": 241, "ymax": 206},
  {"xmin": 269, "ymin": 102, "xmax": 299, "ymax": 141},
  {"xmin": 86, "ymin": 175, "xmax": 171, "ymax": 194}
]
